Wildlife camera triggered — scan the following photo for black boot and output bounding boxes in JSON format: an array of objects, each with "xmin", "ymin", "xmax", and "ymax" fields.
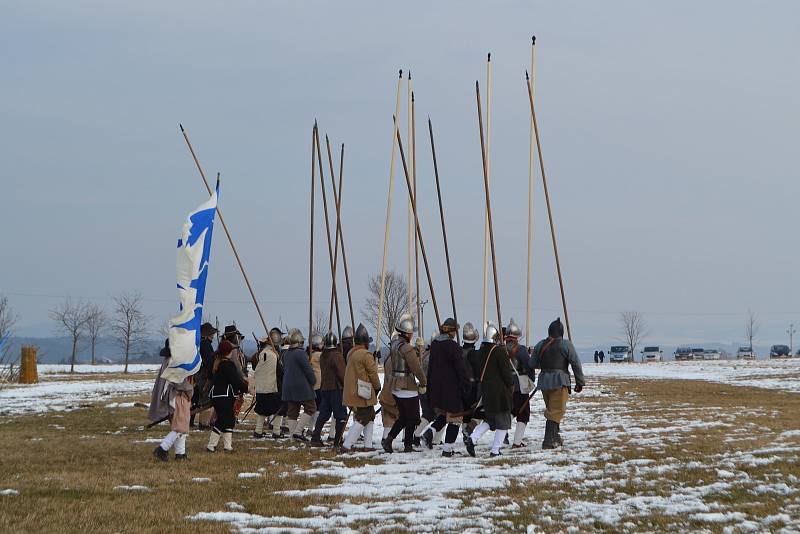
[
  {"xmin": 332, "ymin": 420, "xmax": 347, "ymax": 447},
  {"xmin": 175, "ymin": 452, "xmax": 188, "ymax": 460},
  {"xmin": 423, "ymin": 429, "xmax": 434, "ymax": 449},
  {"xmin": 554, "ymin": 422, "xmax": 563, "ymax": 447},
  {"xmin": 542, "ymin": 420, "xmax": 557, "ymax": 450},
  {"xmin": 382, "ymin": 438, "xmax": 393, "ymax": 454},
  {"xmin": 309, "ymin": 418, "xmax": 326, "ymax": 447},
  {"xmin": 153, "ymin": 446, "xmax": 169, "ymax": 462},
  {"xmin": 464, "ymin": 434, "xmax": 476, "ymax": 457}
]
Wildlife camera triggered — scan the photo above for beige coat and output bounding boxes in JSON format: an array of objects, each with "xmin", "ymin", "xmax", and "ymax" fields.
[
  {"xmin": 253, "ymin": 346, "xmax": 279, "ymax": 394},
  {"xmin": 379, "ymin": 350, "xmax": 397, "ymax": 407},
  {"xmin": 310, "ymin": 350, "xmax": 322, "ymax": 391},
  {"xmin": 392, "ymin": 339, "xmax": 427, "ymax": 393},
  {"xmin": 343, "ymin": 346, "xmax": 381, "ymax": 408}
]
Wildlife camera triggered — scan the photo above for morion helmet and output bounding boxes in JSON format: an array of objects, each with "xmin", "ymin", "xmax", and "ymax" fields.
[
  {"xmin": 483, "ymin": 321, "xmax": 500, "ymax": 344},
  {"xmin": 395, "ymin": 313, "xmax": 415, "ymax": 335},
  {"xmin": 462, "ymin": 322, "xmax": 479, "ymax": 343},
  {"xmin": 505, "ymin": 318, "xmax": 522, "ymax": 340},
  {"xmin": 341, "ymin": 326, "xmax": 354, "ymax": 339},
  {"xmin": 287, "ymin": 328, "xmax": 305, "ymax": 348},
  {"xmin": 323, "ymin": 331, "xmax": 338, "ymax": 349},
  {"xmin": 354, "ymin": 323, "xmax": 372, "ymax": 345},
  {"xmin": 310, "ymin": 334, "xmax": 324, "ymax": 351}
]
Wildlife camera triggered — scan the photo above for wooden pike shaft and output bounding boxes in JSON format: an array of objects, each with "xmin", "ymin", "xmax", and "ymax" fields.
[
  {"xmin": 325, "ymin": 135, "xmax": 355, "ymax": 333},
  {"xmin": 376, "ymin": 71, "xmax": 403, "ymax": 345},
  {"xmin": 525, "ymin": 72, "xmax": 572, "ymax": 340},
  {"xmin": 179, "ymin": 125, "xmax": 271, "ymax": 339},
  {"xmin": 412, "ymin": 92, "xmax": 421, "ymax": 336},
  {"xmin": 309, "ymin": 124, "xmax": 317, "ymax": 342},
  {"xmin": 428, "ymin": 117, "xmax": 458, "ymax": 340},
  {"xmin": 313, "ymin": 126, "xmax": 342, "ymax": 340},
  {"xmin": 475, "ymin": 82, "xmax": 502, "ymax": 332},
  {"xmin": 525, "ymin": 36, "xmax": 536, "ymax": 343},
  {"xmin": 482, "ymin": 53, "xmax": 492, "ymax": 333},
  {"xmin": 396, "ymin": 129, "xmax": 441, "ymax": 329},
  {"xmin": 407, "ymin": 72, "xmax": 414, "ymax": 318}
]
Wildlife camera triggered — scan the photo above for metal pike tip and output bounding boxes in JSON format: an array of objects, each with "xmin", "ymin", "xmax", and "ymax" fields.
[
  {"xmin": 179, "ymin": 123, "xmax": 184, "ymax": 132},
  {"xmin": 526, "ymin": 70, "xmax": 529, "ymax": 80},
  {"xmin": 487, "ymin": 52, "xmax": 491, "ymax": 61},
  {"xmin": 532, "ymin": 35, "xmax": 536, "ymax": 45},
  {"xmin": 399, "ymin": 69, "xmax": 403, "ymax": 78}
]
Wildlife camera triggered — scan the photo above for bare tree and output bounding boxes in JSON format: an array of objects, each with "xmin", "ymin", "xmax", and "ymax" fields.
[
  {"xmin": 85, "ymin": 303, "xmax": 107, "ymax": 365},
  {"xmin": 0, "ymin": 295, "xmax": 20, "ymax": 383},
  {"xmin": 620, "ymin": 310, "xmax": 646, "ymax": 362},
  {"xmin": 49, "ymin": 297, "xmax": 90, "ymax": 373},
  {"xmin": 312, "ymin": 311, "xmax": 329, "ymax": 339},
  {"xmin": 110, "ymin": 292, "xmax": 150, "ymax": 373},
  {"xmin": 745, "ymin": 309, "xmax": 759, "ymax": 351},
  {"xmin": 361, "ymin": 270, "xmax": 414, "ymax": 346}
]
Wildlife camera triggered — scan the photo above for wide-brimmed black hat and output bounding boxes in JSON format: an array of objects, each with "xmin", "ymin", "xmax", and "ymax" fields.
[
  {"xmin": 440, "ymin": 318, "xmax": 459, "ymax": 333},
  {"xmin": 223, "ymin": 324, "xmax": 244, "ymax": 339},
  {"xmin": 200, "ymin": 322, "xmax": 218, "ymax": 337}
]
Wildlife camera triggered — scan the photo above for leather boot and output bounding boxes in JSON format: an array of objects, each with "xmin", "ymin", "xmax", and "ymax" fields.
[
  {"xmin": 309, "ymin": 418, "xmax": 326, "ymax": 447},
  {"xmin": 332, "ymin": 420, "xmax": 347, "ymax": 447},
  {"xmin": 554, "ymin": 422, "xmax": 563, "ymax": 447},
  {"xmin": 542, "ymin": 420, "xmax": 557, "ymax": 450}
]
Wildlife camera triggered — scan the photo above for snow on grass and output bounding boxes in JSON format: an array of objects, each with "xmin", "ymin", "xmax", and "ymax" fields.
[
  {"xmin": 236, "ymin": 472, "xmax": 262, "ymax": 479},
  {"xmin": 37, "ymin": 364, "xmax": 160, "ymax": 375},
  {"xmin": 113, "ymin": 485, "xmax": 150, "ymax": 492},
  {"xmin": 0, "ymin": 379, "xmax": 152, "ymax": 416},
  {"xmin": 586, "ymin": 359, "xmax": 800, "ymax": 392},
  {"xmin": 0, "ymin": 489, "xmax": 19, "ymax": 496},
  {"xmin": 192, "ymin": 477, "xmax": 211, "ymax": 483}
]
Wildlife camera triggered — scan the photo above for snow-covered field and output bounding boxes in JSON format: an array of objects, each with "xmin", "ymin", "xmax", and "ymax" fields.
[
  {"xmin": 37, "ymin": 363, "xmax": 161, "ymax": 375},
  {"xmin": 188, "ymin": 385, "xmax": 800, "ymax": 532},
  {"xmin": 585, "ymin": 359, "xmax": 800, "ymax": 392}
]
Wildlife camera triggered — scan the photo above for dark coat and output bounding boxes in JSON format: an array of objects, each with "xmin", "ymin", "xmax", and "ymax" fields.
[
  {"xmin": 281, "ymin": 347, "xmax": 316, "ymax": 402},
  {"xmin": 320, "ymin": 347, "xmax": 346, "ymax": 390},
  {"xmin": 427, "ymin": 335, "xmax": 469, "ymax": 414},
  {"xmin": 210, "ymin": 359, "xmax": 248, "ymax": 399},
  {"xmin": 477, "ymin": 342, "xmax": 513, "ymax": 414},
  {"xmin": 342, "ymin": 339, "xmax": 354, "ymax": 362},
  {"xmin": 200, "ymin": 338, "xmax": 215, "ymax": 380}
]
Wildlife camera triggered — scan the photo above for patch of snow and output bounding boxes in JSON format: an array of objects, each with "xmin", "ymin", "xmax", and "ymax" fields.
[
  {"xmin": 113, "ymin": 485, "xmax": 150, "ymax": 492},
  {"xmin": 0, "ymin": 379, "xmax": 153, "ymax": 416},
  {"xmin": 37, "ymin": 364, "xmax": 161, "ymax": 375},
  {"xmin": 0, "ymin": 489, "xmax": 19, "ymax": 496},
  {"xmin": 226, "ymin": 502, "xmax": 245, "ymax": 511},
  {"xmin": 237, "ymin": 473, "xmax": 262, "ymax": 479},
  {"xmin": 192, "ymin": 478, "xmax": 211, "ymax": 483}
]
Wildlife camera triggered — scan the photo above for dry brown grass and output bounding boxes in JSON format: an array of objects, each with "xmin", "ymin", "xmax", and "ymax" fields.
[{"xmin": 1, "ymin": 377, "xmax": 799, "ymax": 533}]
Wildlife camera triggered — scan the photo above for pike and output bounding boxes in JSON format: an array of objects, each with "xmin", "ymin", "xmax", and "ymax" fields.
[
  {"xmin": 325, "ymin": 137, "xmax": 356, "ymax": 333},
  {"xmin": 309, "ymin": 123, "xmax": 317, "ymax": 342},
  {"xmin": 412, "ymin": 91, "xmax": 421, "ymax": 336},
  {"xmin": 525, "ymin": 68, "xmax": 572, "ymax": 340},
  {"xmin": 525, "ymin": 36, "xmax": 536, "ymax": 343},
  {"xmin": 313, "ymin": 125, "xmax": 342, "ymax": 340},
  {"xmin": 396, "ymin": 120, "xmax": 441, "ymax": 328},
  {"xmin": 427, "ymin": 117, "xmax": 458, "ymax": 339},
  {"xmin": 179, "ymin": 125, "xmax": 280, "ymax": 354},
  {"xmin": 476, "ymin": 81, "xmax": 502, "ymax": 331},
  {"xmin": 376, "ymin": 70, "xmax": 404, "ymax": 346},
  {"xmin": 481, "ymin": 53, "xmax": 493, "ymax": 333}
]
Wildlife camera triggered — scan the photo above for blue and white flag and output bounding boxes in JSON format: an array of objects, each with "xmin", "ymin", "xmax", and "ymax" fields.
[{"xmin": 161, "ymin": 183, "xmax": 219, "ymax": 384}]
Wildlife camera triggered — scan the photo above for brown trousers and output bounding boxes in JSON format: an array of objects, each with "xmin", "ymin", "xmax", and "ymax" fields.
[
  {"xmin": 542, "ymin": 387, "xmax": 569, "ymax": 423},
  {"xmin": 286, "ymin": 399, "xmax": 317, "ymax": 419}
]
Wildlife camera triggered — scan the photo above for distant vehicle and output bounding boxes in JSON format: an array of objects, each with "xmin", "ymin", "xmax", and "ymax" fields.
[
  {"xmin": 674, "ymin": 347, "xmax": 693, "ymax": 361},
  {"xmin": 609, "ymin": 345, "xmax": 633, "ymax": 363},
  {"xmin": 703, "ymin": 349, "xmax": 722, "ymax": 360},
  {"xmin": 641, "ymin": 346, "xmax": 663, "ymax": 362},
  {"xmin": 691, "ymin": 348, "xmax": 706, "ymax": 360},
  {"xmin": 737, "ymin": 347, "xmax": 755, "ymax": 360},
  {"xmin": 770, "ymin": 345, "xmax": 791, "ymax": 358}
]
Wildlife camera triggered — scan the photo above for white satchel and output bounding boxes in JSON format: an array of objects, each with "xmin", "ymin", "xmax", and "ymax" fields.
[{"xmin": 357, "ymin": 378, "xmax": 372, "ymax": 400}]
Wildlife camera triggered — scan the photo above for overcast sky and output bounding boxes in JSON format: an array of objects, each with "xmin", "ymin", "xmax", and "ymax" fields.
[{"xmin": 2, "ymin": 1, "xmax": 798, "ymax": 348}]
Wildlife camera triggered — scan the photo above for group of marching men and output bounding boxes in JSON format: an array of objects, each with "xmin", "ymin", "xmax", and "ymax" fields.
[{"xmin": 148, "ymin": 314, "xmax": 585, "ymax": 460}]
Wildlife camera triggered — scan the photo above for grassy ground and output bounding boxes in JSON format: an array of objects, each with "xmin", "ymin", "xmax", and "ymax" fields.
[{"xmin": 1, "ymin": 377, "xmax": 798, "ymax": 533}]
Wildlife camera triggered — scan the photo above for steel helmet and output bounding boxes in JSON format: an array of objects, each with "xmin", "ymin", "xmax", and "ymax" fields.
[
  {"xmin": 310, "ymin": 334, "xmax": 324, "ymax": 351},
  {"xmin": 483, "ymin": 321, "xmax": 500, "ymax": 343},
  {"xmin": 462, "ymin": 322, "xmax": 479, "ymax": 343},
  {"xmin": 287, "ymin": 328, "xmax": 305, "ymax": 348},
  {"xmin": 323, "ymin": 331, "xmax": 338, "ymax": 349},
  {"xmin": 395, "ymin": 313, "xmax": 415, "ymax": 335},
  {"xmin": 354, "ymin": 323, "xmax": 372, "ymax": 345},
  {"xmin": 505, "ymin": 318, "xmax": 522, "ymax": 340},
  {"xmin": 341, "ymin": 326, "xmax": 354, "ymax": 339}
]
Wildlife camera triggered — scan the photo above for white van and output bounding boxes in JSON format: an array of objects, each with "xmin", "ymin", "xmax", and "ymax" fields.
[
  {"xmin": 642, "ymin": 346, "xmax": 663, "ymax": 362},
  {"xmin": 609, "ymin": 345, "xmax": 633, "ymax": 363}
]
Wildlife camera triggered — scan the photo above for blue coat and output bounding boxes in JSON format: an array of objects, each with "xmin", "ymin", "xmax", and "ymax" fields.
[{"xmin": 281, "ymin": 347, "xmax": 316, "ymax": 402}]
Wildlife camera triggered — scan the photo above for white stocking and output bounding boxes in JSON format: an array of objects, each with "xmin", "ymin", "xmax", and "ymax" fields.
[
  {"xmin": 343, "ymin": 421, "xmax": 364, "ymax": 450},
  {"xmin": 362, "ymin": 422, "xmax": 375, "ymax": 448},
  {"xmin": 513, "ymin": 422, "xmax": 527, "ymax": 446},
  {"xmin": 175, "ymin": 433, "xmax": 187, "ymax": 455},
  {"xmin": 491, "ymin": 430, "xmax": 507, "ymax": 454},
  {"xmin": 470, "ymin": 421, "xmax": 490, "ymax": 444},
  {"xmin": 159, "ymin": 430, "xmax": 179, "ymax": 452}
]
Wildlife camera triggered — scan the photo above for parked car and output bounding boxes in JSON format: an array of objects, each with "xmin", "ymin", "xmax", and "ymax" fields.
[
  {"xmin": 703, "ymin": 349, "xmax": 722, "ymax": 360},
  {"xmin": 691, "ymin": 348, "xmax": 706, "ymax": 360},
  {"xmin": 736, "ymin": 346, "xmax": 755, "ymax": 360},
  {"xmin": 674, "ymin": 347, "xmax": 693, "ymax": 361},
  {"xmin": 609, "ymin": 345, "xmax": 633, "ymax": 363},
  {"xmin": 641, "ymin": 346, "xmax": 663, "ymax": 362},
  {"xmin": 770, "ymin": 345, "xmax": 791, "ymax": 358}
]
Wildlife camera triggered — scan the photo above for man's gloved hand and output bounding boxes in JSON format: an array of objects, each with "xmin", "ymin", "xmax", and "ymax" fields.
[
  {"xmin": 574, "ymin": 384, "xmax": 583, "ymax": 393},
  {"xmin": 418, "ymin": 386, "xmax": 427, "ymax": 395}
]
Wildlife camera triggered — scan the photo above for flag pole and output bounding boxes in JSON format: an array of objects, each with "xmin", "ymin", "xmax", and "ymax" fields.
[
  {"xmin": 476, "ymin": 82, "xmax": 502, "ymax": 331},
  {"xmin": 428, "ymin": 117, "xmax": 458, "ymax": 340},
  {"xmin": 525, "ymin": 36, "xmax": 536, "ymax": 344},
  {"xmin": 396, "ymin": 126, "xmax": 441, "ymax": 329},
  {"xmin": 313, "ymin": 126, "xmax": 342, "ymax": 341},
  {"xmin": 525, "ymin": 70, "xmax": 572, "ymax": 340},
  {"xmin": 376, "ymin": 70, "xmax": 403, "ymax": 346},
  {"xmin": 309, "ymin": 122, "xmax": 317, "ymax": 341},
  {"xmin": 179, "ymin": 124, "xmax": 270, "ymax": 337}
]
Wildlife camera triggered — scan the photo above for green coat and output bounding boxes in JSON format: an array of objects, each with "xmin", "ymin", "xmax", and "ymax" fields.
[{"xmin": 477, "ymin": 342, "xmax": 513, "ymax": 414}]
